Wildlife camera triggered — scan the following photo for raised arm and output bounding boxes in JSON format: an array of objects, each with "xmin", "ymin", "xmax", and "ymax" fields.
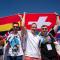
[
  {"xmin": 50, "ymin": 12, "xmax": 60, "ymax": 32},
  {"xmin": 49, "ymin": 12, "xmax": 60, "ymax": 36},
  {"xmin": 18, "ymin": 12, "xmax": 25, "ymax": 26},
  {"xmin": 18, "ymin": 12, "xmax": 27, "ymax": 36},
  {"xmin": 53, "ymin": 13, "xmax": 60, "ymax": 32}
]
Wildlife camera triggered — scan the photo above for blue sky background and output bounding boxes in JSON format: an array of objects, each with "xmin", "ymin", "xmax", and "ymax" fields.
[{"xmin": 0, "ymin": 0, "xmax": 60, "ymax": 17}]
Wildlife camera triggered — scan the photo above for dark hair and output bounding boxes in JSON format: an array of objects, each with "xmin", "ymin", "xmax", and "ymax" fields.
[
  {"xmin": 41, "ymin": 25, "xmax": 47, "ymax": 28},
  {"xmin": 31, "ymin": 23, "xmax": 37, "ymax": 27},
  {"xmin": 13, "ymin": 22, "xmax": 19, "ymax": 27},
  {"xmin": 12, "ymin": 22, "xmax": 20, "ymax": 30}
]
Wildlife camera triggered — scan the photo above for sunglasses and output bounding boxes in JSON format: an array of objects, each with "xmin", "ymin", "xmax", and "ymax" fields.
[
  {"xmin": 13, "ymin": 26, "xmax": 19, "ymax": 30},
  {"xmin": 42, "ymin": 27, "xmax": 47, "ymax": 30},
  {"xmin": 31, "ymin": 26, "xmax": 37, "ymax": 28}
]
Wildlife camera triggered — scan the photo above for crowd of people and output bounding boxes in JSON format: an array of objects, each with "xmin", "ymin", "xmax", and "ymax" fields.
[{"xmin": 0, "ymin": 13, "xmax": 60, "ymax": 60}]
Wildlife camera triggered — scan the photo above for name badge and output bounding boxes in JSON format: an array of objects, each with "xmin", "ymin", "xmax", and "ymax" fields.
[{"xmin": 46, "ymin": 44, "xmax": 52, "ymax": 50}]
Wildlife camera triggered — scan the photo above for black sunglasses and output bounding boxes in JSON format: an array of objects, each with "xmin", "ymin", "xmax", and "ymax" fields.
[{"xmin": 42, "ymin": 27, "xmax": 47, "ymax": 30}]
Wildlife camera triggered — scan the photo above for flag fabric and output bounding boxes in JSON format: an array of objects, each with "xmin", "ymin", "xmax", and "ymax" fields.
[
  {"xmin": 25, "ymin": 13, "xmax": 56, "ymax": 31},
  {"xmin": 0, "ymin": 13, "xmax": 56, "ymax": 32},
  {"xmin": 0, "ymin": 15, "xmax": 21, "ymax": 32}
]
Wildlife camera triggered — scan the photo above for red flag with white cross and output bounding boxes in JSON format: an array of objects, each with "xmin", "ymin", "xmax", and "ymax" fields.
[{"xmin": 25, "ymin": 13, "xmax": 56, "ymax": 31}]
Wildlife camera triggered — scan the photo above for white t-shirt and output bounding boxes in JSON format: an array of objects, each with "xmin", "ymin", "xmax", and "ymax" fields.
[
  {"xmin": 25, "ymin": 31, "xmax": 41, "ymax": 58},
  {"xmin": 7, "ymin": 33, "xmax": 23, "ymax": 56}
]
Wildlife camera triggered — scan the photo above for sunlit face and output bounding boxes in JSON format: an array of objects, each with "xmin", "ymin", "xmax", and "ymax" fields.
[
  {"xmin": 41, "ymin": 26, "xmax": 48, "ymax": 35},
  {"xmin": 13, "ymin": 24, "xmax": 19, "ymax": 33},
  {"xmin": 31, "ymin": 23, "xmax": 37, "ymax": 34}
]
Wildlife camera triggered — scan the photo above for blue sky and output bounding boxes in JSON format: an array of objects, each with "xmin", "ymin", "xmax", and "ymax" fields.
[{"xmin": 0, "ymin": 0, "xmax": 60, "ymax": 17}]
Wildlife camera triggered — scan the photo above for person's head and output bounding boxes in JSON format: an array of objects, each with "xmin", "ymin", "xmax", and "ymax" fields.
[
  {"xmin": 31, "ymin": 23, "xmax": 37, "ymax": 34},
  {"xmin": 41, "ymin": 25, "xmax": 48, "ymax": 36},
  {"xmin": 12, "ymin": 22, "xmax": 19, "ymax": 33},
  {"xmin": 21, "ymin": 25, "xmax": 26, "ymax": 31}
]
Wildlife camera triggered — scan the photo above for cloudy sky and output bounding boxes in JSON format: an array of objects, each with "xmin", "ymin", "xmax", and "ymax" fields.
[{"xmin": 0, "ymin": 0, "xmax": 60, "ymax": 17}]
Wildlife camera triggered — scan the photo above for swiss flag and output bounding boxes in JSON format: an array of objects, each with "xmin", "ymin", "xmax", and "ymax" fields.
[{"xmin": 25, "ymin": 13, "xmax": 56, "ymax": 31}]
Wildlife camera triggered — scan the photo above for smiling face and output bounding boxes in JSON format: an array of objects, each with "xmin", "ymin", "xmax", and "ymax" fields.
[
  {"xmin": 31, "ymin": 23, "xmax": 37, "ymax": 34},
  {"xmin": 41, "ymin": 25, "xmax": 48, "ymax": 36},
  {"xmin": 13, "ymin": 22, "xmax": 19, "ymax": 33}
]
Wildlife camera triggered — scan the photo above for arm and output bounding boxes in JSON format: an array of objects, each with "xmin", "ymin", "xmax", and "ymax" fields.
[
  {"xmin": 54, "ymin": 15, "xmax": 60, "ymax": 32},
  {"xmin": 18, "ymin": 12, "xmax": 27, "ymax": 36},
  {"xmin": 18, "ymin": 12, "xmax": 28, "ymax": 51},
  {"xmin": 18, "ymin": 12, "xmax": 25, "ymax": 26},
  {"xmin": 49, "ymin": 13, "xmax": 60, "ymax": 36}
]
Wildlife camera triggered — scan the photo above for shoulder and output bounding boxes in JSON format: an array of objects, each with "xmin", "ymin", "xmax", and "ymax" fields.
[
  {"xmin": 27, "ymin": 30, "xmax": 31, "ymax": 35},
  {"xmin": 8, "ymin": 34, "xmax": 13, "ymax": 37},
  {"xmin": 18, "ymin": 31, "xmax": 21, "ymax": 36},
  {"xmin": 27, "ymin": 30, "xmax": 30, "ymax": 32}
]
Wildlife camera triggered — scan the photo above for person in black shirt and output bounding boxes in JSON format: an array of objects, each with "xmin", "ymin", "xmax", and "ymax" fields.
[{"xmin": 38, "ymin": 14, "xmax": 60, "ymax": 60}]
